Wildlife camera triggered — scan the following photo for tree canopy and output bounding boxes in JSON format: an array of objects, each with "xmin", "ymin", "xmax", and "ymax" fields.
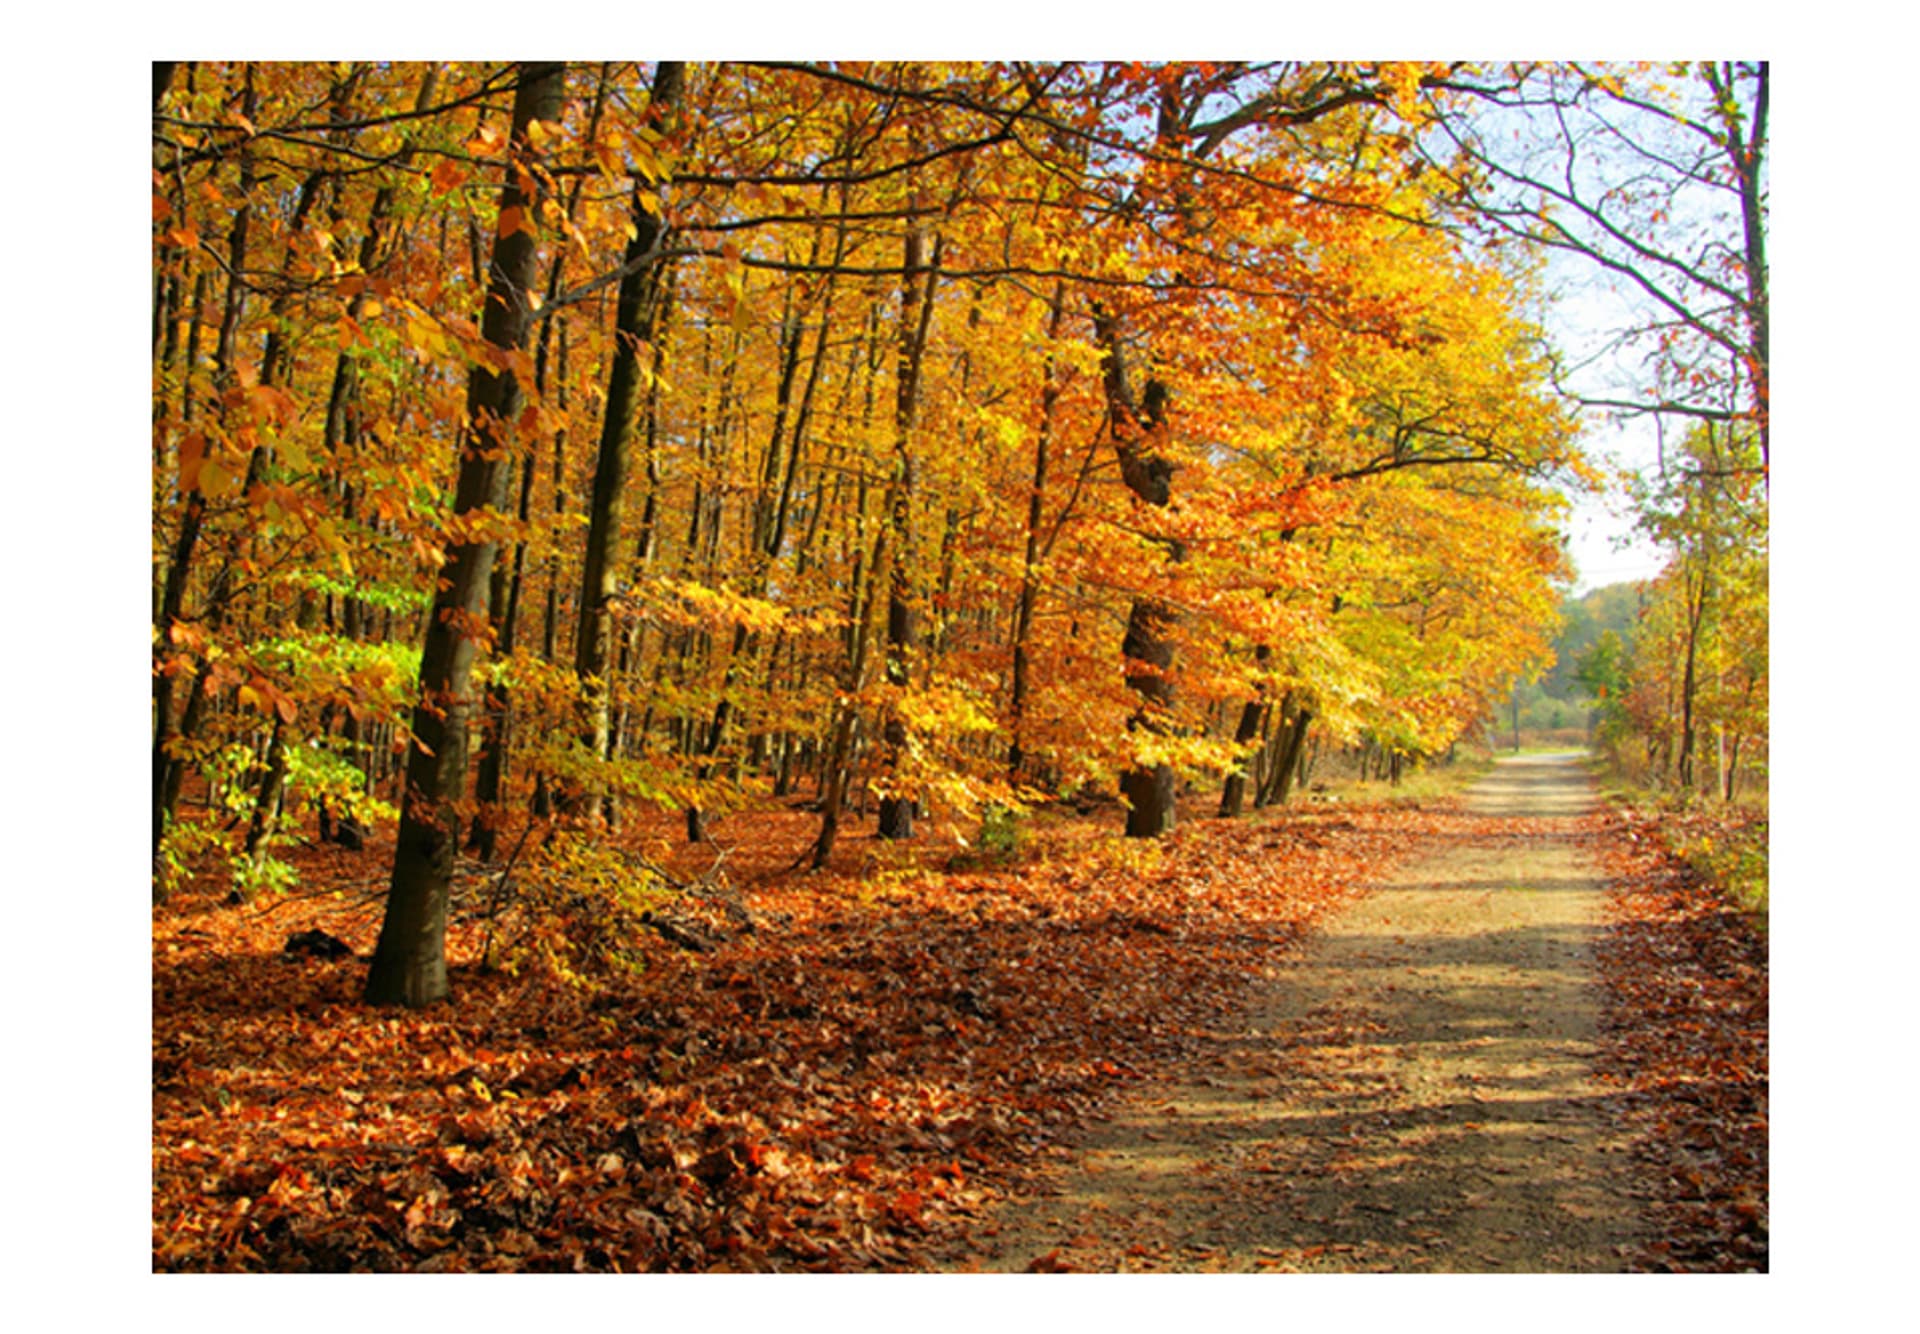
[{"xmin": 149, "ymin": 60, "xmax": 1764, "ymax": 1004}]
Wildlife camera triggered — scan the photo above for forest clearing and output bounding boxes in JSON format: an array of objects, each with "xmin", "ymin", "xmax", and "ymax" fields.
[{"xmin": 147, "ymin": 59, "xmax": 1770, "ymax": 1276}]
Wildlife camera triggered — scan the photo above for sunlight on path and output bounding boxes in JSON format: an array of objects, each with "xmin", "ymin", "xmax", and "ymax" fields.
[{"xmin": 960, "ymin": 754, "xmax": 1643, "ymax": 1272}]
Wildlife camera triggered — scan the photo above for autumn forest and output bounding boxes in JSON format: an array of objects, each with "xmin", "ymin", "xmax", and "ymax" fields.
[{"xmin": 150, "ymin": 60, "xmax": 1768, "ymax": 1274}]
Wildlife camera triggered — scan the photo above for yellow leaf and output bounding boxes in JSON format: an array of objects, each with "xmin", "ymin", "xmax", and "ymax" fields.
[{"xmin": 198, "ymin": 459, "xmax": 236, "ymax": 499}]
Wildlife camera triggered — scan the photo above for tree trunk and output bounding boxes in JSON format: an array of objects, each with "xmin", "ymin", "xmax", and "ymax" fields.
[
  {"xmin": 566, "ymin": 63, "xmax": 683, "ymax": 826},
  {"xmin": 1092, "ymin": 308, "xmax": 1183, "ymax": 837},
  {"xmin": 365, "ymin": 62, "xmax": 565, "ymax": 1007},
  {"xmin": 467, "ymin": 225, "xmax": 590, "ymax": 857},
  {"xmin": 1257, "ymin": 704, "xmax": 1313, "ymax": 808},
  {"xmin": 1276, "ymin": 709, "xmax": 1314, "ymax": 806},
  {"xmin": 1008, "ymin": 281, "xmax": 1067, "ymax": 781},
  {"xmin": 1704, "ymin": 61, "xmax": 1769, "ymax": 479},
  {"xmin": 877, "ymin": 223, "xmax": 937, "ymax": 840},
  {"xmin": 1218, "ymin": 648, "xmax": 1274, "ymax": 817},
  {"xmin": 809, "ymin": 323, "xmax": 889, "ymax": 868},
  {"xmin": 242, "ymin": 717, "xmax": 290, "ymax": 870},
  {"xmin": 1677, "ymin": 561, "xmax": 1711, "ymax": 793},
  {"xmin": 152, "ymin": 70, "xmax": 258, "ymax": 873}
]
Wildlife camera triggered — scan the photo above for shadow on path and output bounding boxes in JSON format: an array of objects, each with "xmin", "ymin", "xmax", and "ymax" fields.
[{"xmin": 957, "ymin": 753, "xmax": 1645, "ymax": 1273}]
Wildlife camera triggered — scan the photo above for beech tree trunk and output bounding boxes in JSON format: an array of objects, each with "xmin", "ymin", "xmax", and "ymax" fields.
[
  {"xmin": 1218, "ymin": 650, "xmax": 1274, "ymax": 818},
  {"xmin": 366, "ymin": 62, "xmax": 565, "ymax": 1007},
  {"xmin": 569, "ymin": 61, "xmax": 683, "ymax": 828},
  {"xmin": 1256, "ymin": 703, "xmax": 1312, "ymax": 808},
  {"xmin": 877, "ymin": 222, "xmax": 937, "ymax": 840},
  {"xmin": 1008, "ymin": 282, "xmax": 1066, "ymax": 781}
]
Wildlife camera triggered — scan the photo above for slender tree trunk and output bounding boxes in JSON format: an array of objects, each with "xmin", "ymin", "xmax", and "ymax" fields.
[
  {"xmin": 468, "ymin": 206, "xmax": 596, "ymax": 856},
  {"xmin": 1219, "ymin": 648, "xmax": 1274, "ymax": 818},
  {"xmin": 530, "ymin": 327, "xmax": 573, "ymax": 821},
  {"xmin": 877, "ymin": 224, "xmax": 937, "ymax": 840},
  {"xmin": 1705, "ymin": 61, "xmax": 1769, "ymax": 479},
  {"xmin": 1008, "ymin": 281, "xmax": 1066, "ymax": 781},
  {"xmin": 1263, "ymin": 707, "xmax": 1313, "ymax": 807},
  {"xmin": 366, "ymin": 62, "xmax": 565, "ymax": 1007},
  {"xmin": 1676, "ymin": 563, "xmax": 1708, "ymax": 794},
  {"xmin": 568, "ymin": 62, "xmax": 683, "ymax": 826},
  {"xmin": 812, "ymin": 521, "xmax": 886, "ymax": 869},
  {"xmin": 809, "ymin": 318, "xmax": 888, "ymax": 867},
  {"xmin": 243, "ymin": 717, "xmax": 290, "ymax": 868}
]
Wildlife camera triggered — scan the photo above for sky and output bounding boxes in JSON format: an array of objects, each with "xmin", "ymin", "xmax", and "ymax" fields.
[
  {"xmin": 1561, "ymin": 442, "xmax": 1668, "ymax": 592},
  {"xmin": 1545, "ymin": 276, "xmax": 1675, "ymax": 594}
]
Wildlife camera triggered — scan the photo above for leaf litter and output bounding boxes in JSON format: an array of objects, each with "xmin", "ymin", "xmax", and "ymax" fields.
[{"xmin": 153, "ymin": 777, "xmax": 1766, "ymax": 1272}]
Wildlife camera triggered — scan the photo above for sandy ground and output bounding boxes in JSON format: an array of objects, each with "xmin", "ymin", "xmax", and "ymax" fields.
[{"xmin": 946, "ymin": 753, "xmax": 1644, "ymax": 1272}]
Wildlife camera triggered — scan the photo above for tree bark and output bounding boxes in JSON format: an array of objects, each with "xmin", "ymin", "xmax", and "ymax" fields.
[
  {"xmin": 1705, "ymin": 61, "xmax": 1769, "ymax": 478},
  {"xmin": 877, "ymin": 223, "xmax": 937, "ymax": 840},
  {"xmin": 567, "ymin": 62, "xmax": 683, "ymax": 827},
  {"xmin": 366, "ymin": 61, "xmax": 566, "ymax": 1007},
  {"xmin": 1093, "ymin": 308, "xmax": 1183, "ymax": 837},
  {"xmin": 1218, "ymin": 647, "xmax": 1274, "ymax": 818},
  {"xmin": 1258, "ymin": 705, "xmax": 1313, "ymax": 808},
  {"xmin": 1008, "ymin": 281, "xmax": 1067, "ymax": 782}
]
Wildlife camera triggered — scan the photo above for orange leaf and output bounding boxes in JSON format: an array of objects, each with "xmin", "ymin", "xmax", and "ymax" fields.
[
  {"xmin": 430, "ymin": 159, "xmax": 467, "ymax": 197},
  {"xmin": 177, "ymin": 432, "xmax": 207, "ymax": 491}
]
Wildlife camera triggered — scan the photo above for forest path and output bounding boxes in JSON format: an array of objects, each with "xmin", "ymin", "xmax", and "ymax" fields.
[{"xmin": 946, "ymin": 753, "xmax": 1644, "ymax": 1272}]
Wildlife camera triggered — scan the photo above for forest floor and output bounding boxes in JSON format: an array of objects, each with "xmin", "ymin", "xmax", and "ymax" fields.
[{"xmin": 151, "ymin": 756, "xmax": 1766, "ymax": 1272}]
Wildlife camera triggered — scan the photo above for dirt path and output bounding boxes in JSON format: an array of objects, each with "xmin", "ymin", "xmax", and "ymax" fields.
[{"xmin": 950, "ymin": 753, "xmax": 1644, "ymax": 1272}]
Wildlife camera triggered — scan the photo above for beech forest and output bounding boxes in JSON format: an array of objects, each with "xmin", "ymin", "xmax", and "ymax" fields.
[{"xmin": 149, "ymin": 60, "xmax": 1769, "ymax": 1276}]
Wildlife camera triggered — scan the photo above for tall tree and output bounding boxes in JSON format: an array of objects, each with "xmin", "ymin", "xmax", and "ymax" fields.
[
  {"xmin": 1423, "ymin": 62, "xmax": 1768, "ymax": 476},
  {"xmin": 366, "ymin": 61, "xmax": 566, "ymax": 1007},
  {"xmin": 568, "ymin": 60, "xmax": 684, "ymax": 828}
]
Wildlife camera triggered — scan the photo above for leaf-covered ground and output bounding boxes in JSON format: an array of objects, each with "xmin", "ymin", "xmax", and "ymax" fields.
[
  {"xmin": 153, "ymin": 796, "xmax": 1423, "ymax": 1271},
  {"xmin": 152, "ymin": 779, "xmax": 1768, "ymax": 1272},
  {"xmin": 1592, "ymin": 801, "xmax": 1769, "ymax": 1272}
]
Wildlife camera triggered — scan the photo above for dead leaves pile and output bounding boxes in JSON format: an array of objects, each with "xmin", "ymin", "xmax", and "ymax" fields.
[
  {"xmin": 1592, "ymin": 801, "xmax": 1769, "ymax": 1272},
  {"xmin": 153, "ymin": 801, "xmax": 1423, "ymax": 1272}
]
